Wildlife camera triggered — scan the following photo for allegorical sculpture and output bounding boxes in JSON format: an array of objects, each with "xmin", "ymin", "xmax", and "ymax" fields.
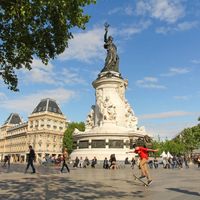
[{"xmin": 101, "ymin": 23, "xmax": 119, "ymax": 73}]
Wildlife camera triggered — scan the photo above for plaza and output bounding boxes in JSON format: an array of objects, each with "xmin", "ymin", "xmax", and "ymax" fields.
[{"xmin": 0, "ymin": 163, "xmax": 199, "ymax": 200}]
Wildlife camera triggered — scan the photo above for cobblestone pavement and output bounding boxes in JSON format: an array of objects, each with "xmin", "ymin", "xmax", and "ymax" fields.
[{"xmin": 0, "ymin": 163, "xmax": 199, "ymax": 200}]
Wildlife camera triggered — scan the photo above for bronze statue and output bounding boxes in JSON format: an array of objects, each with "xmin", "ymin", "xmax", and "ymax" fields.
[{"xmin": 101, "ymin": 23, "xmax": 119, "ymax": 73}]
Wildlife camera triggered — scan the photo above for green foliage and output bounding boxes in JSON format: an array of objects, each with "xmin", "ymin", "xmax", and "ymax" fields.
[
  {"xmin": 152, "ymin": 125, "xmax": 200, "ymax": 156},
  {"xmin": 178, "ymin": 126, "xmax": 200, "ymax": 153},
  {"xmin": 63, "ymin": 121, "xmax": 85, "ymax": 154},
  {"xmin": 0, "ymin": 0, "xmax": 96, "ymax": 91}
]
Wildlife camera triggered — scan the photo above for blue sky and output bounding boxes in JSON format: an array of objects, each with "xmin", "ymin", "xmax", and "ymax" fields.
[{"xmin": 1, "ymin": 0, "xmax": 200, "ymax": 140}]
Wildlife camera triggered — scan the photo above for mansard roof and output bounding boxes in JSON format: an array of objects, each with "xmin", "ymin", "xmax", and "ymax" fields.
[
  {"xmin": 32, "ymin": 98, "xmax": 63, "ymax": 115},
  {"xmin": 4, "ymin": 113, "xmax": 22, "ymax": 125}
]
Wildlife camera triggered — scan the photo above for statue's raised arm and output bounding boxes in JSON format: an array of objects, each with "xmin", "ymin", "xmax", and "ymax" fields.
[
  {"xmin": 104, "ymin": 22, "xmax": 109, "ymax": 43},
  {"xmin": 101, "ymin": 23, "xmax": 119, "ymax": 73}
]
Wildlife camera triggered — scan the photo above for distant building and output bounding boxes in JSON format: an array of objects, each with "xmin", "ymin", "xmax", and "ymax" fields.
[{"xmin": 0, "ymin": 98, "xmax": 67, "ymax": 163}]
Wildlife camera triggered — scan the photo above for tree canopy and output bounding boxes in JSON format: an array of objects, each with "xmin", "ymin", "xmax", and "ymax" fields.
[
  {"xmin": 63, "ymin": 121, "xmax": 85, "ymax": 154},
  {"xmin": 0, "ymin": 0, "xmax": 95, "ymax": 91},
  {"xmin": 152, "ymin": 124, "xmax": 200, "ymax": 156}
]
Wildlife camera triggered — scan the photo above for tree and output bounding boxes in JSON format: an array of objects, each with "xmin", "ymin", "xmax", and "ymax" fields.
[
  {"xmin": 0, "ymin": 0, "xmax": 95, "ymax": 91},
  {"xmin": 63, "ymin": 121, "xmax": 85, "ymax": 154}
]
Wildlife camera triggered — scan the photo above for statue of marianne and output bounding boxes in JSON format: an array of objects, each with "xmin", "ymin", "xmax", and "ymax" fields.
[{"xmin": 101, "ymin": 23, "xmax": 119, "ymax": 73}]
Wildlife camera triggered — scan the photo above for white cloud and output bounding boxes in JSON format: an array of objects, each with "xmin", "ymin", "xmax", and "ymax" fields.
[
  {"xmin": 119, "ymin": 20, "xmax": 151, "ymax": 38},
  {"xmin": 124, "ymin": 5, "xmax": 134, "ymax": 16},
  {"xmin": 108, "ymin": 7, "xmax": 122, "ymax": 15},
  {"xmin": 0, "ymin": 88, "xmax": 75, "ymax": 114},
  {"xmin": 173, "ymin": 95, "xmax": 190, "ymax": 100},
  {"xmin": 136, "ymin": 76, "xmax": 166, "ymax": 89},
  {"xmin": 156, "ymin": 21, "xmax": 199, "ymax": 34},
  {"xmin": 139, "ymin": 111, "xmax": 194, "ymax": 120},
  {"xmin": 20, "ymin": 58, "xmax": 87, "ymax": 86},
  {"xmin": 20, "ymin": 58, "xmax": 56, "ymax": 84},
  {"xmin": 191, "ymin": 59, "xmax": 200, "ymax": 64},
  {"xmin": 58, "ymin": 27, "xmax": 104, "ymax": 63},
  {"xmin": 143, "ymin": 121, "xmax": 196, "ymax": 140},
  {"xmin": 0, "ymin": 92, "xmax": 7, "ymax": 100},
  {"xmin": 108, "ymin": 5, "xmax": 134, "ymax": 16},
  {"xmin": 177, "ymin": 21, "xmax": 199, "ymax": 31},
  {"xmin": 56, "ymin": 68, "xmax": 87, "ymax": 85},
  {"xmin": 136, "ymin": 0, "xmax": 185, "ymax": 23},
  {"xmin": 160, "ymin": 67, "xmax": 190, "ymax": 76}
]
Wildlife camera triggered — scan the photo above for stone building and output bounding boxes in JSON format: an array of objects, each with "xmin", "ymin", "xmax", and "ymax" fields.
[{"xmin": 0, "ymin": 98, "xmax": 67, "ymax": 163}]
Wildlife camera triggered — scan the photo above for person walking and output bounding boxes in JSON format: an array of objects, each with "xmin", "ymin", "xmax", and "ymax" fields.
[
  {"xmin": 25, "ymin": 145, "xmax": 36, "ymax": 174},
  {"xmin": 2, "ymin": 155, "xmax": 10, "ymax": 169},
  {"xmin": 60, "ymin": 148, "xmax": 70, "ymax": 173},
  {"xmin": 128, "ymin": 145, "xmax": 158, "ymax": 185}
]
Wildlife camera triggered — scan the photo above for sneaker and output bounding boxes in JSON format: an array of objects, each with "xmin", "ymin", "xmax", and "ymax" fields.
[
  {"xmin": 148, "ymin": 180, "xmax": 153, "ymax": 185},
  {"xmin": 139, "ymin": 175, "xmax": 146, "ymax": 179}
]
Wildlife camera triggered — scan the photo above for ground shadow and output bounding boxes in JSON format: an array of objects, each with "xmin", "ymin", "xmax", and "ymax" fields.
[
  {"xmin": 166, "ymin": 188, "xmax": 200, "ymax": 197},
  {"xmin": 0, "ymin": 175, "xmax": 136, "ymax": 200}
]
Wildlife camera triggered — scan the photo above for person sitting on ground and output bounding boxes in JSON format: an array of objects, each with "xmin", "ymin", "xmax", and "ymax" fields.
[
  {"xmin": 83, "ymin": 156, "xmax": 90, "ymax": 168},
  {"xmin": 109, "ymin": 154, "xmax": 117, "ymax": 170},
  {"xmin": 124, "ymin": 157, "xmax": 130, "ymax": 165},
  {"xmin": 91, "ymin": 156, "xmax": 97, "ymax": 168}
]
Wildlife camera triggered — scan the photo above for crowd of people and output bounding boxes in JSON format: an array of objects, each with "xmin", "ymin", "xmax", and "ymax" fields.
[{"xmin": 1, "ymin": 145, "xmax": 200, "ymax": 176}]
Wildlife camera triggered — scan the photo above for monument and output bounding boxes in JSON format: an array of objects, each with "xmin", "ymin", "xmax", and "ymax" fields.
[{"xmin": 70, "ymin": 24, "xmax": 148, "ymax": 160}]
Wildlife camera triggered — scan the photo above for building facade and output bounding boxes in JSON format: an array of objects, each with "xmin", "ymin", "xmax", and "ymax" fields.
[{"xmin": 0, "ymin": 98, "xmax": 67, "ymax": 163}]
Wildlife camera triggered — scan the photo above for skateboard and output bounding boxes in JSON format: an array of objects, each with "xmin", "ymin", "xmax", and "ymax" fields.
[{"xmin": 133, "ymin": 174, "xmax": 149, "ymax": 187}]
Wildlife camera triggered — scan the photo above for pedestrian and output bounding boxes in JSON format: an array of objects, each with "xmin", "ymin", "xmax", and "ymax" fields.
[
  {"xmin": 60, "ymin": 148, "xmax": 70, "ymax": 173},
  {"xmin": 128, "ymin": 145, "xmax": 158, "ymax": 185},
  {"xmin": 73, "ymin": 156, "xmax": 79, "ymax": 168},
  {"xmin": 103, "ymin": 157, "xmax": 109, "ymax": 169},
  {"xmin": 197, "ymin": 156, "xmax": 200, "ymax": 168},
  {"xmin": 131, "ymin": 157, "xmax": 136, "ymax": 169},
  {"xmin": 25, "ymin": 145, "xmax": 36, "ymax": 174},
  {"xmin": 153, "ymin": 157, "xmax": 159, "ymax": 169},
  {"xmin": 2, "ymin": 155, "xmax": 10, "ymax": 168},
  {"xmin": 184, "ymin": 155, "xmax": 189, "ymax": 168}
]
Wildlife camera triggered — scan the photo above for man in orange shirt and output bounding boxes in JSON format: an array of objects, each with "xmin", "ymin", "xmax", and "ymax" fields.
[{"xmin": 129, "ymin": 145, "xmax": 158, "ymax": 185}]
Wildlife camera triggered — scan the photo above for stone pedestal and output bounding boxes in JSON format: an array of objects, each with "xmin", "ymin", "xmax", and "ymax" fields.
[{"xmin": 70, "ymin": 71, "xmax": 147, "ymax": 161}]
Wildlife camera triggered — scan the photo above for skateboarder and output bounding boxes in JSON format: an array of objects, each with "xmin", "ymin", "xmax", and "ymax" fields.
[{"xmin": 128, "ymin": 145, "xmax": 158, "ymax": 185}]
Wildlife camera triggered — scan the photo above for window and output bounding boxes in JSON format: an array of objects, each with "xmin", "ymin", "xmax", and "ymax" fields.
[
  {"xmin": 79, "ymin": 140, "xmax": 89, "ymax": 149},
  {"xmin": 109, "ymin": 140, "xmax": 124, "ymax": 148},
  {"xmin": 91, "ymin": 140, "xmax": 106, "ymax": 148}
]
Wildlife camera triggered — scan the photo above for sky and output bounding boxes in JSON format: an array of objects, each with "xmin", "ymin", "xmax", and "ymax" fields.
[{"xmin": 1, "ymin": 0, "xmax": 200, "ymax": 140}]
